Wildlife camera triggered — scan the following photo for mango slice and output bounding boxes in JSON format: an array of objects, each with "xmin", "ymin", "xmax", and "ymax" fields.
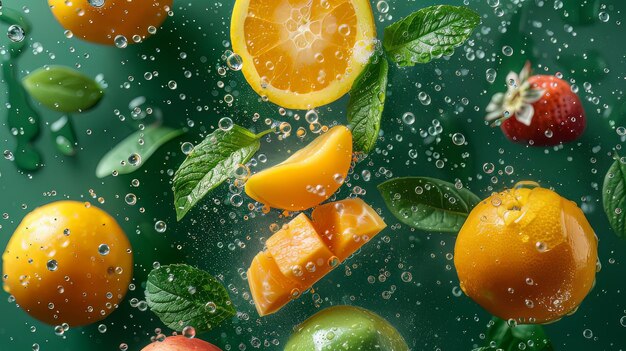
[
  {"xmin": 245, "ymin": 125, "xmax": 352, "ymax": 211},
  {"xmin": 247, "ymin": 199, "xmax": 387, "ymax": 316},
  {"xmin": 311, "ymin": 198, "xmax": 387, "ymax": 262},
  {"xmin": 247, "ymin": 250, "xmax": 303, "ymax": 317},
  {"xmin": 266, "ymin": 214, "xmax": 335, "ymax": 284}
]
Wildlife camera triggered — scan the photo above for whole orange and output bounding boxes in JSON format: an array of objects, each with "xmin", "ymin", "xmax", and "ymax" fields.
[
  {"xmin": 2, "ymin": 201, "xmax": 133, "ymax": 326},
  {"xmin": 454, "ymin": 182, "xmax": 598, "ymax": 324},
  {"xmin": 47, "ymin": 0, "xmax": 173, "ymax": 45}
]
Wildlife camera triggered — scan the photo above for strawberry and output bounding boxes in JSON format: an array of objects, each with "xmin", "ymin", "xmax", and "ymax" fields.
[{"xmin": 485, "ymin": 62, "xmax": 586, "ymax": 146}]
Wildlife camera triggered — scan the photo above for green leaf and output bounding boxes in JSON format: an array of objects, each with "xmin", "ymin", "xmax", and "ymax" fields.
[
  {"xmin": 22, "ymin": 65, "xmax": 104, "ymax": 113},
  {"xmin": 383, "ymin": 5, "xmax": 481, "ymax": 66},
  {"xmin": 347, "ymin": 56, "xmax": 388, "ymax": 153},
  {"xmin": 603, "ymin": 157, "xmax": 626, "ymax": 239},
  {"xmin": 96, "ymin": 125, "xmax": 184, "ymax": 178},
  {"xmin": 377, "ymin": 177, "xmax": 480, "ymax": 233},
  {"xmin": 173, "ymin": 125, "xmax": 272, "ymax": 221},
  {"xmin": 145, "ymin": 264, "xmax": 236, "ymax": 333},
  {"xmin": 478, "ymin": 318, "xmax": 554, "ymax": 351}
]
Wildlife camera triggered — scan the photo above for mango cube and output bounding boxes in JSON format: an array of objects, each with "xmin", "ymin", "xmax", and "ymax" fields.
[
  {"xmin": 266, "ymin": 213, "xmax": 335, "ymax": 284},
  {"xmin": 311, "ymin": 198, "xmax": 387, "ymax": 261},
  {"xmin": 247, "ymin": 250, "xmax": 303, "ymax": 317}
]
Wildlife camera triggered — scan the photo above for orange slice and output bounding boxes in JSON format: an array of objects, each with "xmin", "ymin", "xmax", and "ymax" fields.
[
  {"xmin": 245, "ymin": 125, "xmax": 353, "ymax": 211},
  {"xmin": 230, "ymin": 0, "xmax": 376, "ymax": 109},
  {"xmin": 312, "ymin": 198, "xmax": 386, "ymax": 261}
]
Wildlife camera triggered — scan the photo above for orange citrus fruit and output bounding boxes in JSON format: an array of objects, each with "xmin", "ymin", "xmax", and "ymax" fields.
[
  {"xmin": 48, "ymin": 0, "xmax": 172, "ymax": 45},
  {"xmin": 2, "ymin": 201, "xmax": 133, "ymax": 326},
  {"xmin": 454, "ymin": 182, "xmax": 598, "ymax": 324},
  {"xmin": 245, "ymin": 125, "xmax": 353, "ymax": 211},
  {"xmin": 230, "ymin": 0, "xmax": 376, "ymax": 109}
]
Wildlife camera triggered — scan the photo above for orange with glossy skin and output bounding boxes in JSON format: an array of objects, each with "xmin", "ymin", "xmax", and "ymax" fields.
[
  {"xmin": 454, "ymin": 183, "xmax": 598, "ymax": 324},
  {"xmin": 48, "ymin": 0, "xmax": 172, "ymax": 45},
  {"xmin": 142, "ymin": 336, "xmax": 222, "ymax": 351},
  {"xmin": 2, "ymin": 201, "xmax": 133, "ymax": 326},
  {"xmin": 245, "ymin": 125, "xmax": 353, "ymax": 211}
]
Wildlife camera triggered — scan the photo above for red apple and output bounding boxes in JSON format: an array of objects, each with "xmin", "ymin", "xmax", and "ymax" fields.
[{"xmin": 141, "ymin": 336, "xmax": 222, "ymax": 351}]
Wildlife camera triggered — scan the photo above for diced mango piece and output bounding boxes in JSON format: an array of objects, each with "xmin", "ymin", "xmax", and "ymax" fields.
[
  {"xmin": 266, "ymin": 213, "xmax": 335, "ymax": 284},
  {"xmin": 247, "ymin": 250, "xmax": 303, "ymax": 317},
  {"xmin": 311, "ymin": 198, "xmax": 387, "ymax": 261},
  {"xmin": 247, "ymin": 199, "xmax": 385, "ymax": 317},
  {"xmin": 245, "ymin": 125, "xmax": 352, "ymax": 211}
]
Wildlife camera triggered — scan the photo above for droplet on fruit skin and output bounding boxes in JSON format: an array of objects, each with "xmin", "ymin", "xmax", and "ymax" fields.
[
  {"xmin": 47, "ymin": 259, "xmax": 58, "ymax": 271},
  {"xmin": 182, "ymin": 326, "xmax": 196, "ymax": 338},
  {"xmin": 88, "ymin": 0, "xmax": 105, "ymax": 7},
  {"xmin": 98, "ymin": 244, "xmax": 110, "ymax": 256}
]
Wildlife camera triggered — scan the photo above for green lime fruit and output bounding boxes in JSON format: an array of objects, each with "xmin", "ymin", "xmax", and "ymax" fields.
[{"xmin": 285, "ymin": 306, "xmax": 409, "ymax": 351}]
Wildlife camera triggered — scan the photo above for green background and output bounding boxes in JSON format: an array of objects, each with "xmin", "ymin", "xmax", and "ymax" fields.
[{"xmin": 1, "ymin": 0, "xmax": 625, "ymax": 350}]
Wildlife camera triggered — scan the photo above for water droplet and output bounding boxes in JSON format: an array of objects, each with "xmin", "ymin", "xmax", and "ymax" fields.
[
  {"xmin": 486, "ymin": 68, "xmax": 497, "ymax": 83},
  {"xmin": 226, "ymin": 53, "xmax": 243, "ymax": 71},
  {"xmin": 154, "ymin": 220, "xmax": 167, "ymax": 233},
  {"xmin": 47, "ymin": 259, "xmax": 58, "ymax": 271},
  {"xmin": 98, "ymin": 244, "xmax": 110, "ymax": 256},
  {"xmin": 98, "ymin": 324, "xmax": 107, "ymax": 333},
  {"xmin": 218, "ymin": 117, "xmax": 233, "ymax": 131},
  {"xmin": 402, "ymin": 112, "xmax": 415, "ymax": 125},
  {"xmin": 452, "ymin": 133, "xmax": 465, "ymax": 145},
  {"xmin": 502, "ymin": 45, "xmax": 514, "ymax": 56},
  {"xmin": 124, "ymin": 193, "xmax": 137, "ymax": 205},
  {"xmin": 88, "ymin": 0, "xmax": 105, "ymax": 7},
  {"xmin": 7, "ymin": 25, "xmax": 25, "ymax": 42},
  {"xmin": 128, "ymin": 153, "xmax": 141, "ymax": 166},
  {"xmin": 583, "ymin": 329, "xmax": 593, "ymax": 339},
  {"xmin": 114, "ymin": 35, "xmax": 128, "ymax": 48},
  {"xmin": 599, "ymin": 12, "xmax": 610, "ymax": 22},
  {"xmin": 181, "ymin": 142, "xmax": 194, "ymax": 155},
  {"xmin": 182, "ymin": 326, "xmax": 196, "ymax": 338}
]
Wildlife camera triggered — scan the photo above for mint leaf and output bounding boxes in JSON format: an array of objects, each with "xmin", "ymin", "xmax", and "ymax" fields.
[
  {"xmin": 378, "ymin": 177, "xmax": 480, "ymax": 233},
  {"xmin": 23, "ymin": 65, "xmax": 104, "ymax": 113},
  {"xmin": 383, "ymin": 5, "xmax": 481, "ymax": 66},
  {"xmin": 173, "ymin": 125, "xmax": 272, "ymax": 221},
  {"xmin": 96, "ymin": 126, "xmax": 184, "ymax": 178},
  {"xmin": 478, "ymin": 318, "xmax": 554, "ymax": 351},
  {"xmin": 603, "ymin": 156, "xmax": 626, "ymax": 239},
  {"xmin": 145, "ymin": 264, "xmax": 236, "ymax": 333},
  {"xmin": 347, "ymin": 56, "xmax": 388, "ymax": 153}
]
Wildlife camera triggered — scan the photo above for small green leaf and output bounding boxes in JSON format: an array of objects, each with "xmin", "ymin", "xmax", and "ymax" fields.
[
  {"xmin": 173, "ymin": 125, "xmax": 272, "ymax": 221},
  {"xmin": 383, "ymin": 5, "xmax": 481, "ymax": 66},
  {"xmin": 145, "ymin": 264, "xmax": 236, "ymax": 333},
  {"xmin": 478, "ymin": 318, "xmax": 554, "ymax": 351},
  {"xmin": 603, "ymin": 157, "xmax": 626, "ymax": 239},
  {"xmin": 347, "ymin": 56, "xmax": 388, "ymax": 153},
  {"xmin": 22, "ymin": 65, "xmax": 104, "ymax": 113},
  {"xmin": 377, "ymin": 177, "xmax": 480, "ymax": 233},
  {"xmin": 96, "ymin": 125, "xmax": 184, "ymax": 178}
]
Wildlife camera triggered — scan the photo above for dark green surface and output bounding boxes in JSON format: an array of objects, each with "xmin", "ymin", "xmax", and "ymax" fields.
[{"xmin": 0, "ymin": 1, "xmax": 625, "ymax": 350}]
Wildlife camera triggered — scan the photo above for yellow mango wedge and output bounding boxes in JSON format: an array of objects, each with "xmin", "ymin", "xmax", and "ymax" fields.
[
  {"xmin": 312, "ymin": 198, "xmax": 387, "ymax": 262},
  {"xmin": 245, "ymin": 125, "xmax": 352, "ymax": 211},
  {"xmin": 247, "ymin": 199, "xmax": 386, "ymax": 316}
]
